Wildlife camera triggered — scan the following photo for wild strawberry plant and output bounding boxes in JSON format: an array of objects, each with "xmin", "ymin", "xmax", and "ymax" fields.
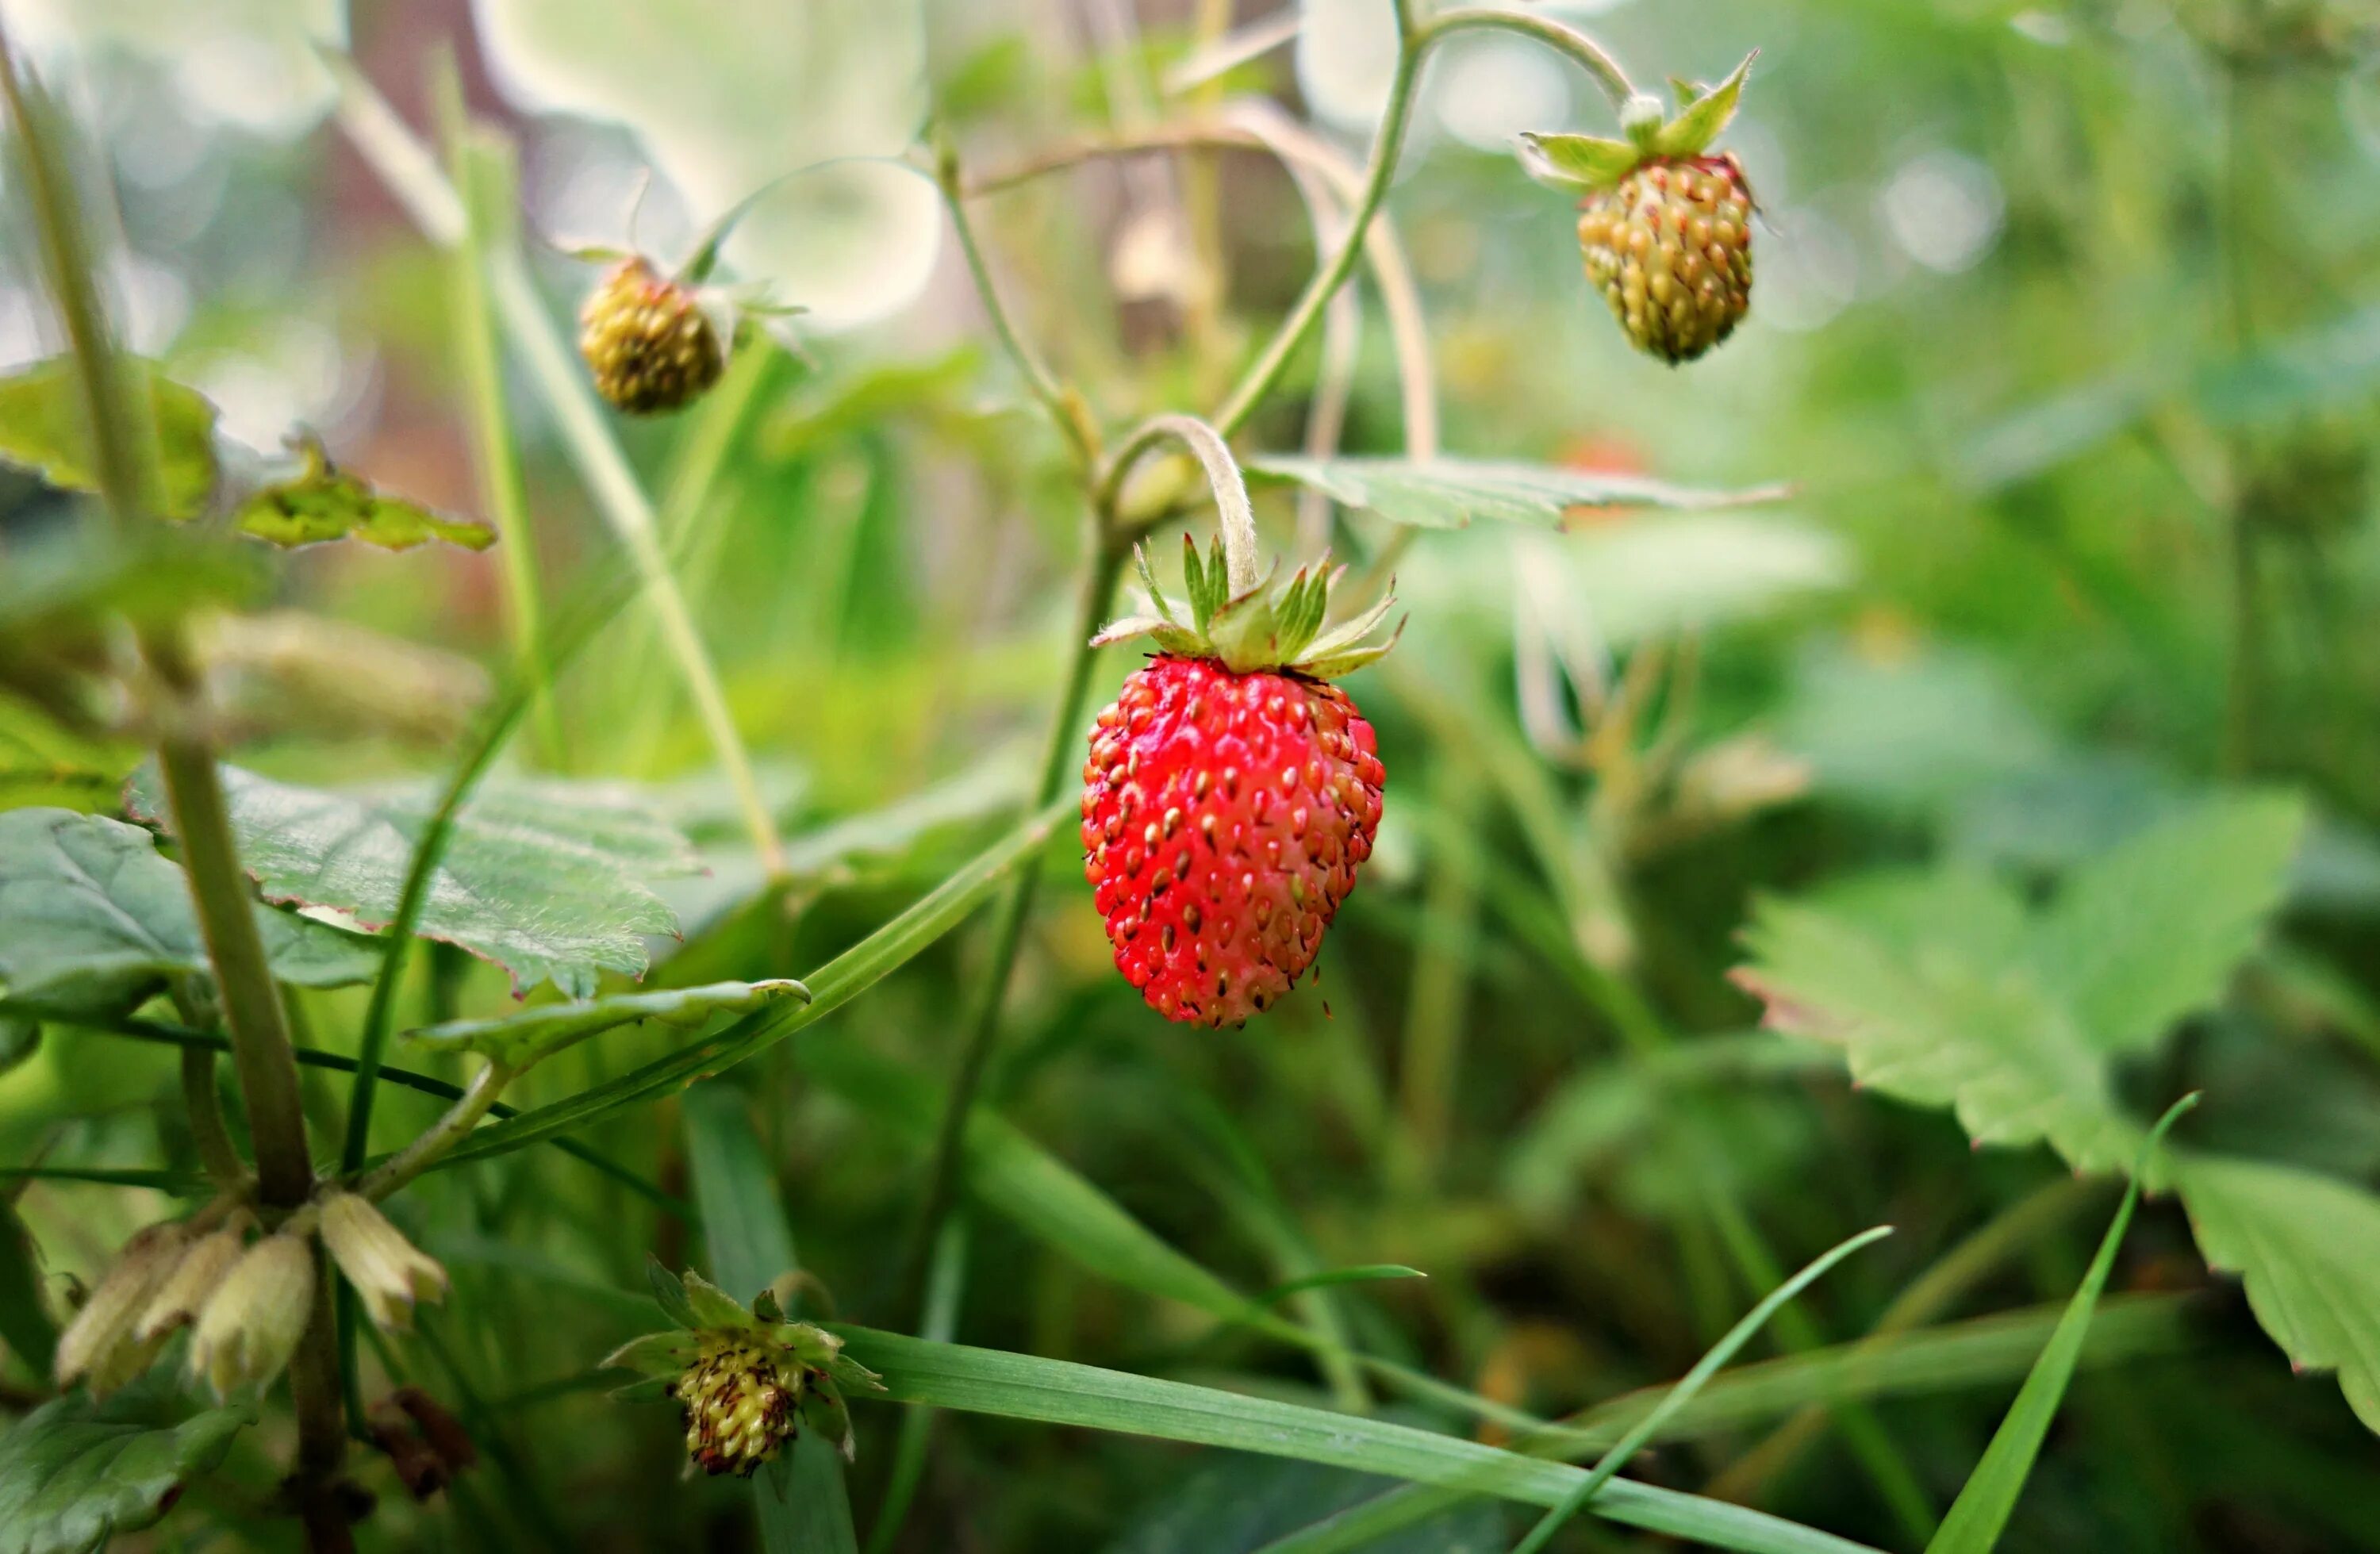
[{"xmin": 2, "ymin": 2, "xmax": 2378, "ymax": 1553}]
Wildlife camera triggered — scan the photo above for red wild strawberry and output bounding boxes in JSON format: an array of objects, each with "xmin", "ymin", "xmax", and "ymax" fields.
[{"xmin": 1083, "ymin": 535, "xmax": 1397, "ymax": 1026}]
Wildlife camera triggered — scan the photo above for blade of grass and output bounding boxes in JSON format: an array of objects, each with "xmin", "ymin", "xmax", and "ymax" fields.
[
  {"xmin": 428, "ymin": 796, "xmax": 1075, "ymax": 1168},
  {"xmin": 433, "ymin": 59, "xmax": 562, "ymax": 770},
  {"xmin": 862, "ymin": 1214, "xmax": 969, "ymax": 1554},
  {"xmin": 1248, "ymin": 1291, "xmax": 2200, "ymax": 1554},
  {"xmin": 833, "ymin": 1327, "xmax": 1884, "ymax": 1554},
  {"xmin": 1923, "ymin": 1095, "xmax": 2200, "ymax": 1552},
  {"xmin": 685, "ymin": 1084, "xmax": 858, "ymax": 1554},
  {"xmin": 1510, "ymin": 1225, "xmax": 1894, "ymax": 1554},
  {"xmin": 1253, "ymin": 1266, "xmax": 1429, "ymax": 1307},
  {"xmin": 1710, "ymin": 1176, "xmax": 2098, "ymax": 1507},
  {"xmin": 1700, "ymin": 1167, "xmax": 1938, "ymax": 1544},
  {"xmin": 324, "ymin": 46, "xmax": 784, "ymax": 875}
]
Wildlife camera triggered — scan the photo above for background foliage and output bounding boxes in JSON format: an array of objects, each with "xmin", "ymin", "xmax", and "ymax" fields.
[{"xmin": 3, "ymin": 0, "xmax": 2380, "ymax": 1551}]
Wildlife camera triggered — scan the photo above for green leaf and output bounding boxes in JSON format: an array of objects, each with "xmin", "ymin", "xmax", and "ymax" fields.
[
  {"xmin": 1737, "ymin": 874, "xmax": 2144, "ymax": 1174},
  {"xmin": 0, "ymin": 356, "xmax": 218, "ymax": 521},
  {"xmin": 2175, "ymin": 1150, "xmax": 2380, "ymax": 1434},
  {"xmin": 0, "ymin": 808, "xmax": 377, "ymax": 1019},
  {"xmin": 1653, "ymin": 50, "xmax": 1755, "ymax": 158},
  {"xmin": 2033, "ymin": 795, "xmax": 2306, "ymax": 1054},
  {"xmin": 125, "ymin": 762, "xmax": 698, "ymax": 999},
  {"xmin": 429, "ymin": 796, "xmax": 1073, "ymax": 1167},
  {"xmin": 832, "ymin": 1328, "xmax": 1879, "ymax": 1554},
  {"xmin": 1514, "ymin": 132, "xmax": 1641, "ymax": 192},
  {"xmin": 1925, "ymin": 1096, "xmax": 2196, "ymax": 1552},
  {"xmin": 0, "ymin": 1198, "xmax": 56, "ymax": 1377},
  {"xmin": 0, "ymin": 1018, "xmax": 40, "ymax": 1078},
  {"xmin": 685, "ymin": 1085, "xmax": 861, "ymax": 1554},
  {"xmin": 0, "ymin": 1385, "xmax": 252, "ymax": 1554},
  {"xmin": 408, "ymin": 979, "xmax": 808, "ymax": 1069},
  {"xmin": 1512, "ymin": 1225, "xmax": 1893, "ymax": 1554},
  {"xmin": 1109, "ymin": 1455, "xmax": 1506, "ymax": 1554},
  {"xmin": 1246, "ymin": 455, "xmax": 1790, "ymax": 530},
  {"xmin": 232, "ymin": 447, "xmax": 495, "ymax": 551}
]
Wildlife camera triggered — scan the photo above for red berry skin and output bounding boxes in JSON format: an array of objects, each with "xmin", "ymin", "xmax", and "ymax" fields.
[{"xmin": 1081, "ymin": 655, "xmax": 1386, "ymax": 1026}]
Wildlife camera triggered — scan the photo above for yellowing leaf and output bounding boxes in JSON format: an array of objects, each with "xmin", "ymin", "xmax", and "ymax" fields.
[{"xmin": 233, "ymin": 447, "xmax": 493, "ymax": 551}]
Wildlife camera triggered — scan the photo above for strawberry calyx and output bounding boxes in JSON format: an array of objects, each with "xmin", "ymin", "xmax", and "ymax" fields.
[
  {"xmin": 1091, "ymin": 533, "xmax": 1401, "ymax": 681},
  {"xmin": 1517, "ymin": 49, "xmax": 1757, "ymax": 194}
]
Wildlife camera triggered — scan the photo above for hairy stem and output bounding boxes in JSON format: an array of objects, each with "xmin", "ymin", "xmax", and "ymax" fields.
[
  {"xmin": 933, "ymin": 136, "xmax": 1099, "ymax": 471},
  {"xmin": 0, "ymin": 34, "xmax": 347, "ymax": 1544},
  {"xmin": 1211, "ymin": 2, "xmax": 1633, "ymax": 439}
]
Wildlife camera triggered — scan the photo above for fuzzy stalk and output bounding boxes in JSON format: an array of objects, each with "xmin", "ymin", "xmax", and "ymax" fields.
[{"xmin": 0, "ymin": 33, "xmax": 349, "ymax": 1547}]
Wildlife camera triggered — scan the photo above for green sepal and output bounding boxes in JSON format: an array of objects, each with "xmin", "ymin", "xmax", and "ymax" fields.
[
  {"xmin": 1516, "ymin": 132, "xmax": 1641, "ymax": 193},
  {"xmin": 825, "ymin": 1352, "xmax": 885, "ymax": 1395},
  {"xmin": 602, "ymin": 1330, "xmax": 701, "ymax": 1377},
  {"xmin": 1669, "ymin": 76, "xmax": 1703, "ymax": 110},
  {"xmin": 1654, "ymin": 51, "xmax": 1755, "ymax": 159},
  {"xmin": 751, "ymin": 1287, "xmax": 785, "ymax": 1324},
  {"xmin": 679, "ymin": 1268, "xmax": 750, "ymax": 1331},
  {"xmin": 1134, "ymin": 544, "xmax": 1181, "ymax": 629},
  {"xmin": 798, "ymin": 1385, "xmax": 856, "ymax": 1462},
  {"xmin": 1091, "ymin": 535, "xmax": 1397, "ymax": 681},
  {"xmin": 1299, "ymin": 612, "xmax": 1406, "ymax": 679},
  {"xmin": 648, "ymin": 1259, "xmax": 700, "ymax": 1330}
]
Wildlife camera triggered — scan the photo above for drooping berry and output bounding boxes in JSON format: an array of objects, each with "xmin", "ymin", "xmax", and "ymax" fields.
[
  {"xmin": 671, "ymin": 1333, "xmax": 801, "ymax": 1477},
  {"xmin": 1518, "ymin": 51, "xmax": 1760, "ymax": 365},
  {"xmin": 1577, "ymin": 153, "xmax": 1754, "ymax": 365},
  {"xmin": 1081, "ymin": 531, "xmax": 1397, "ymax": 1027},
  {"xmin": 578, "ymin": 256, "xmax": 724, "ymax": 415}
]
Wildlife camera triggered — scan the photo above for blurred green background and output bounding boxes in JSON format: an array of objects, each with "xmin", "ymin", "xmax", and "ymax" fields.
[{"xmin": 4, "ymin": 0, "xmax": 2380, "ymax": 1549}]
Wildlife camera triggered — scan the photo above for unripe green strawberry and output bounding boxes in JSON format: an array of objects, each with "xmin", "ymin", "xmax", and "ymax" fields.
[
  {"xmin": 1519, "ymin": 52, "xmax": 1761, "ymax": 366},
  {"xmin": 1578, "ymin": 154, "xmax": 1753, "ymax": 365},
  {"xmin": 1083, "ymin": 536, "xmax": 1399, "ymax": 1027},
  {"xmin": 578, "ymin": 256, "xmax": 724, "ymax": 415}
]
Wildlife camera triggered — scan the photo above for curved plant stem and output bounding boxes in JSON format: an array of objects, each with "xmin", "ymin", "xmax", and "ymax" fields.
[
  {"xmin": 0, "ymin": 35, "xmax": 349, "ymax": 1548},
  {"xmin": 1423, "ymin": 6, "xmax": 1634, "ymax": 110},
  {"xmin": 932, "ymin": 136, "xmax": 1100, "ymax": 471},
  {"xmin": 1210, "ymin": 2, "xmax": 1633, "ymax": 439},
  {"xmin": 180, "ymin": 1046, "xmax": 245, "ymax": 1188},
  {"xmin": 356, "ymin": 1061, "xmax": 516, "ymax": 1202},
  {"xmin": 1111, "ymin": 413, "xmax": 1260, "ymax": 591}
]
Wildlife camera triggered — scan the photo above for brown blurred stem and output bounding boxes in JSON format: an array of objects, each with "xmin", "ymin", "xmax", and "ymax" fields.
[{"xmin": 0, "ymin": 34, "xmax": 351, "ymax": 1550}]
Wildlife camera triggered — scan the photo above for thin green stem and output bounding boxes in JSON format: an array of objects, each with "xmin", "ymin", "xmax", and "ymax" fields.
[
  {"xmin": 325, "ymin": 51, "xmax": 785, "ymax": 876},
  {"xmin": 0, "ymin": 35, "xmax": 347, "ymax": 1547},
  {"xmin": 932, "ymin": 136, "xmax": 1099, "ymax": 470},
  {"xmin": 48, "ymin": 1007, "xmax": 692, "ymax": 1217},
  {"xmin": 1209, "ymin": 39, "xmax": 1422, "ymax": 439},
  {"xmin": 1423, "ymin": 7, "xmax": 1634, "ymax": 110},
  {"xmin": 356, "ymin": 1061, "xmax": 516, "ymax": 1202},
  {"xmin": 900, "ymin": 538, "xmax": 1127, "ymax": 1312},
  {"xmin": 1209, "ymin": 2, "xmax": 1632, "ymax": 439},
  {"xmin": 180, "ymin": 1046, "xmax": 245, "ymax": 1187},
  {"xmin": 436, "ymin": 60, "xmax": 562, "ymax": 769}
]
